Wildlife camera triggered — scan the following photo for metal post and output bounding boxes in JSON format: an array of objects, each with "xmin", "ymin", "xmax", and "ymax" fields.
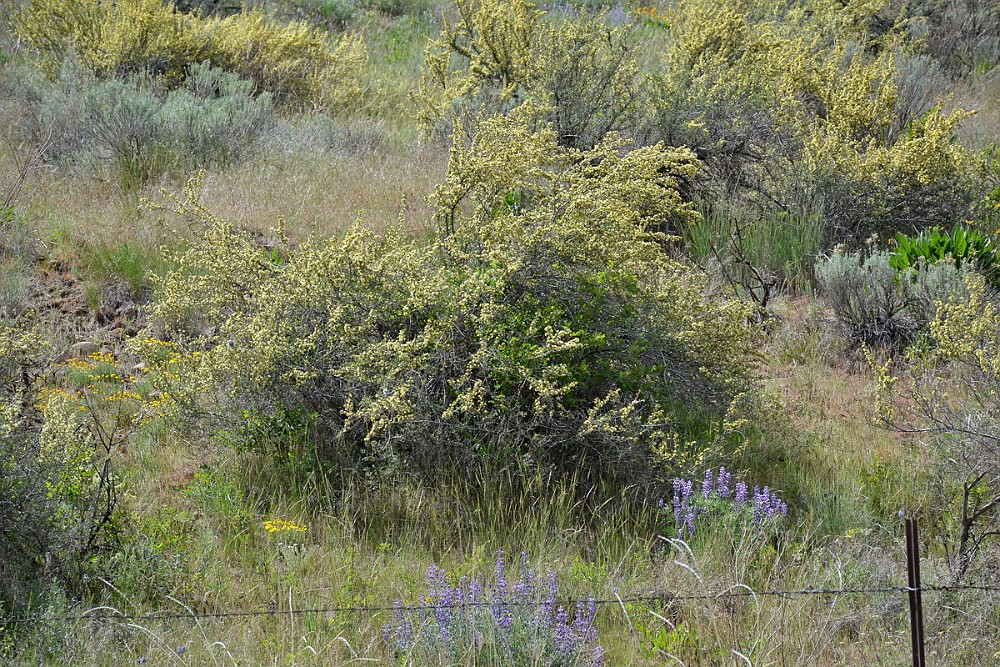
[{"xmin": 905, "ymin": 518, "xmax": 926, "ymax": 667}]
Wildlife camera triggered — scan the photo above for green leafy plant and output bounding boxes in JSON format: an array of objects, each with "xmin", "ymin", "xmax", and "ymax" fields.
[{"xmin": 889, "ymin": 224, "xmax": 999, "ymax": 285}]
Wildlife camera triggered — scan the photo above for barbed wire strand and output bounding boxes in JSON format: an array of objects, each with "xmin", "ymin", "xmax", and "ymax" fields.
[{"xmin": 12, "ymin": 583, "xmax": 999, "ymax": 625}]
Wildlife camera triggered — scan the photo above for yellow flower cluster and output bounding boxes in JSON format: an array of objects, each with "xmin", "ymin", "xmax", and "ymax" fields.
[
  {"xmin": 104, "ymin": 390, "xmax": 142, "ymax": 403},
  {"xmin": 61, "ymin": 358, "xmax": 92, "ymax": 371},
  {"xmin": 88, "ymin": 351, "xmax": 116, "ymax": 365},
  {"xmin": 263, "ymin": 519, "xmax": 308, "ymax": 534},
  {"xmin": 636, "ymin": 5, "xmax": 672, "ymax": 25}
]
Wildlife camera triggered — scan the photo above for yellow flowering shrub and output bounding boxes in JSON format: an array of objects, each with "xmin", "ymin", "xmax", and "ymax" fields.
[
  {"xmin": 205, "ymin": 10, "xmax": 368, "ymax": 108},
  {"xmin": 149, "ymin": 112, "xmax": 761, "ymax": 482},
  {"xmin": 13, "ymin": 0, "xmax": 209, "ymax": 86},
  {"xmin": 416, "ymin": 0, "xmax": 640, "ymax": 148},
  {"xmin": 0, "ymin": 321, "xmax": 116, "ymax": 608},
  {"xmin": 871, "ymin": 274, "xmax": 1000, "ymax": 581},
  {"xmin": 650, "ymin": 0, "xmax": 984, "ymax": 241},
  {"xmin": 13, "ymin": 0, "xmax": 368, "ymax": 107}
]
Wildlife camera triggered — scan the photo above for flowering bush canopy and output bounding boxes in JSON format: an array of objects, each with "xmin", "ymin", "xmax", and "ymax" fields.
[
  {"xmin": 13, "ymin": 0, "xmax": 368, "ymax": 108},
  {"xmin": 148, "ymin": 111, "xmax": 763, "ymax": 481}
]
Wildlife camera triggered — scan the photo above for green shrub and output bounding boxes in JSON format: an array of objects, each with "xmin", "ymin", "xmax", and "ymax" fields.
[
  {"xmin": 4, "ymin": 58, "xmax": 93, "ymax": 163},
  {"xmin": 8, "ymin": 59, "xmax": 274, "ymax": 185},
  {"xmin": 815, "ymin": 246, "xmax": 970, "ymax": 349},
  {"xmin": 159, "ymin": 61, "xmax": 275, "ymax": 168},
  {"xmin": 84, "ymin": 74, "xmax": 166, "ymax": 189},
  {"xmin": 149, "ymin": 112, "xmax": 761, "ymax": 484}
]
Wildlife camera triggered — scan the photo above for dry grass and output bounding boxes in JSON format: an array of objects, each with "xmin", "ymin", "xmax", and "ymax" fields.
[
  {"xmin": 19, "ymin": 140, "xmax": 446, "ymax": 251},
  {"xmin": 193, "ymin": 143, "xmax": 447, "ymax": 242}
]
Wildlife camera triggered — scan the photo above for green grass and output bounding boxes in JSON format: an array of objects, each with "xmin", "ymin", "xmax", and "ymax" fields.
[{"xmin": 686, "ymin": 202, "xmax": 827, "ymax": 294}]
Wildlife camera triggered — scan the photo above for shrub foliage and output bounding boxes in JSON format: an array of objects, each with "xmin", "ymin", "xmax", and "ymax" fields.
[
  {"xmin": 8, "ymin": 59, "xmax": 275, "ymax": 185},
  {"xmin": 648, "ymin": 0, "xmax": 984, "ymax": 243},
  {"xmin": 416, "ymin": 0, "xmax": 640, "ymax": 148},
  {"xmin": 815, "ymin": 246, "xmax": 970, "ymax": 349},
  {"xmin": 0, "ymin": 322, "xmax": 115, "ymax": 612},
  {"xmin": 149, "ymin": 112, "xmax": 760, "ymax": 482},
  {"xmin": 13, "ymin": 0, "xmax": 368, "ymax": 108}
]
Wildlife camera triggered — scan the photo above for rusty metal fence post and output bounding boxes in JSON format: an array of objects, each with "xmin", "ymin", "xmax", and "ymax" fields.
[{"xmin": 905, "ymin": 518, "xmax": 926, "ymax": 667}]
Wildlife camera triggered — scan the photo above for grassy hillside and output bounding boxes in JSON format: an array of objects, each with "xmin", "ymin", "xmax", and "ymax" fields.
[{"xmin": 1, "ymin": 0, "xmax": 998, "ymax": 664}]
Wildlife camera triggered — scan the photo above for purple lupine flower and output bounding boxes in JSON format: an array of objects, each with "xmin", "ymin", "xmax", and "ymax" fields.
[
  {"xmin": 494, "ymin": 550, "xmax": 507, "ymax": 594},
  {"xmin": 752, "ymin": 486, "xmax": 764, "ymax": 522},
  {"xmin": 703, "ymin": 468, "xmax": 714, "ymax": 498},
  {"xmin": 605, "ymin": 3, "xmax": 631, "ymax": 26},
  {"xmin": 554, "ymin": 605, "xmax": 574, "ymax": 655},
  {"xmin": 535, "ymin": 568, "xmax": 559, "ymax": 630},
  {"xmin": 381, "ymin": 622, "xmax": 392, "ymax": 646},
  {"xmin": 592, "ymin": 645, "xmax": 606, "ymax": 667},
  {"xmin": 435, "ymin": 581, "xmax": 456, "ymax": 641},
  {"xmin": 573, "ymin": 597, "xmax": 599, "ymax": 644},
  {"xmin": 469, "ymin": 574, "xmax": 484, "ymax": 604},
  {"xmin": 513, "ymin": 553, "xmax": 536, "ymax": 599},
  {"xmin": 384, "ymin": 554, "xmax": 603, "ymax": 663},
  {"xmin": 684, "ymin": 502, "xmax": 697, "ymax": 537},
  {"xmin": 492, "ymin": 550, "xmax": 513, "ymax": 631},
  {"xmin": 734, "ymin": 481, "xmax": 748, "ymax": 506},
  {"xmin": 717, "ymin": 467, "xmax": 732, "ymax": 498},
  {"xmin": 385, "ymin": 602, "xmax": 415, "ymax": 650}
]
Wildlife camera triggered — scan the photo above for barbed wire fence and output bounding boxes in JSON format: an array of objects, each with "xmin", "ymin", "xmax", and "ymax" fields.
[{"xmin": 17, "ymin": 583, "xmax": 999, "ymax": 625}]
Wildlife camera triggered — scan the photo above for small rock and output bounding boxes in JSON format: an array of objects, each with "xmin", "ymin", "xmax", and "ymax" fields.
[{"xmin": 70, "ymin": 341, "xmax": 99, "ymax": 358}]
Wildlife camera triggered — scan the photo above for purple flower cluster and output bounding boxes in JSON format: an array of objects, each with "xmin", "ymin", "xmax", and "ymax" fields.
[
  {"xmin": 667, "ymin": 467, "xmax": 788, "ymax": 539},
  {"xmin": 382, "ymin": 551, "xmax": 603, "ymax": 666}
]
